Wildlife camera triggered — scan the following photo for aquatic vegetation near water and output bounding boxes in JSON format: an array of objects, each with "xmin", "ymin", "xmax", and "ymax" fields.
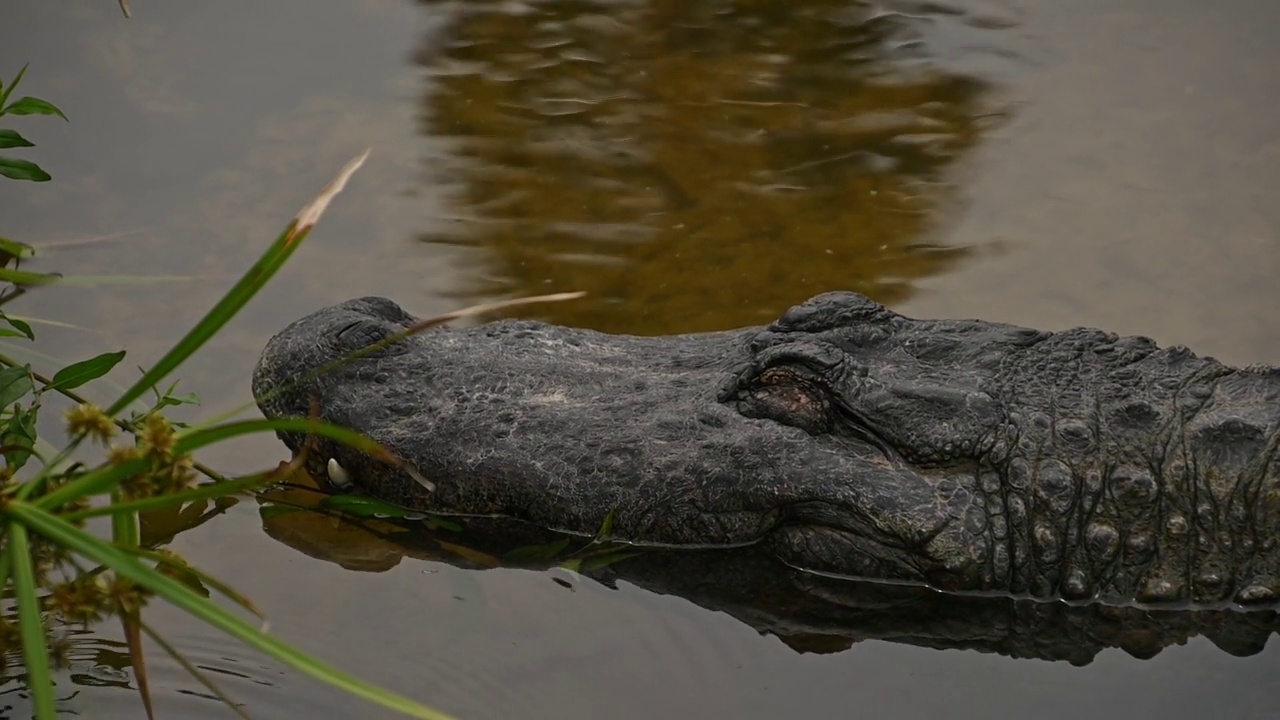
[
  {"xmin": 0, "ymin": 64, "xmax": 66, "ymax": 183},
  {"xmin": 0, "ymin": 115, "xmax": 458, "ymax": 716}
]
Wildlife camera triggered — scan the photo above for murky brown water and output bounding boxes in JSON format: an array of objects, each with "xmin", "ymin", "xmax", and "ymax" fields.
[{"xmin": 4, "ymin": 0, "xmax": 1280, "ymax": 717}]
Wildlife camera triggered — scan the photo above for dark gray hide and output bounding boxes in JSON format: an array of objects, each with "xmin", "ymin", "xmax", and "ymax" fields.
[{"xmin": 252, "ymin": 292, "xmax": 1280, "ymax": 608}]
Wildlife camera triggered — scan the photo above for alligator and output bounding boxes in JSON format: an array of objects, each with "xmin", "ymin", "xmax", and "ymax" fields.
[{"xmin": 252, "ymin": 291, "xmax": 1280, "ymax": 609}]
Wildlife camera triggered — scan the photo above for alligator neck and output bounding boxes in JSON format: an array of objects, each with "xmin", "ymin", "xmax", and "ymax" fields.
[
  {"xmin": 1159, "ymin": 365, "xmax": 1280, "ymax": 606},
  {"xmin": 992, "ymin": 353, "xmax": 1280, "ymax": 607}
]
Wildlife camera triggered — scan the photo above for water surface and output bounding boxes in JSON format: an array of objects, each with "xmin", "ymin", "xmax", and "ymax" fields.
[{"xmin": 3, "ymin": 0, "xmax": 1280, "ymax": 717}]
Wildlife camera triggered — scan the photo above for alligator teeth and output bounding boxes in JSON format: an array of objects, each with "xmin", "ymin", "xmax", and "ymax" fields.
[{"xmin": 326, "ymin": 458, "xmax": 353, "ymax": 490}]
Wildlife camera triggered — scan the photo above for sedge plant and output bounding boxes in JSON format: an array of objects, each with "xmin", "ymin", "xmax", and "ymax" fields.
[{"xmin": 0, "ymin": 125, "xmax": 460, "ymax": 718}]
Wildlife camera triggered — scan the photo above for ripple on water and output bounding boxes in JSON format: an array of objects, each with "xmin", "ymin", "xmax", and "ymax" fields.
[
  {"xmin": 335, "ymin": 561, "xmax": 768, "ymax": 717},
  {"xmin": 0, "ymin": 626, "xmax": 361, "ymax": 720},
  {"xmin": 417, "ymin": 0, "xmax": 1033, "ymax": 335}
]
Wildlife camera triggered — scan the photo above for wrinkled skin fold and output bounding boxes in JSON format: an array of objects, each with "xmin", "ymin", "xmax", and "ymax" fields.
[{"xmin": 252, "ymin": 292, "xmax": 1280, "ymax": 608}]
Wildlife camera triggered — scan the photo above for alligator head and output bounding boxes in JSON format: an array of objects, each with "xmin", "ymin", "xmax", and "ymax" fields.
[{"xmin": 252, "ymin": 292, "xmax": 1280, "ymax": 607}]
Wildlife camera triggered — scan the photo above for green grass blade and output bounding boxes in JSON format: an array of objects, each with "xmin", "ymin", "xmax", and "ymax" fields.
[
  {"xmin": 111, "ymin": 490, "xmax": 141, "ymax": 547},
  {"xmin": 8, "ymin": 523, "xmax": 58, "ymax": 720},
  {"xmin": 174, "ymin": 417, "xmax": 384, "ymax": 455},
  {"xmin": 37, "ymin": 415, "xmax": 401, "ymax": 512},
  {"xmin": 106, "ymin": 150, "xmax": 368, "ymax": 417},
  {"xmin": 0, "ymin": 267, "xmax": 59, "ymax": 285},
  {"xmin": 9, "ymin": 501, "xmax": 458, "ymax": 720},
  {"xmin": 60, "ymin": 474, "xmax": 270, "ymax": 522},
  {"xmin": 32, "ymin": 455, "xmax": 150, "ymax": 511},
  {"xmin": 124, "ymin": 546, "xmax": 266, "ymax": 621},
  {"xmin": 0, "ymin": 235, "xmax": 36, "ymax": 260},
  {"xmin": 172, "ymin": 417, "xmax": 436, "ymax": 491}
]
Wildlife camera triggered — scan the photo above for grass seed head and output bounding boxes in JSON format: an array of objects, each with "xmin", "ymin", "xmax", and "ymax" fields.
[{"xmin": 65, "ymin": 403, "xmax": 117, "ymax": 444}]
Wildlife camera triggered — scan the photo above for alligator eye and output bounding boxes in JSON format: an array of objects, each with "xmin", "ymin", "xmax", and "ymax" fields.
[
  {"xmin": 335, "ymin": 321, "xmax": 362, "ymax": 340},
  {"xmin": 739, "ymin": 365, "xmax": 831, "ymax": 434}
]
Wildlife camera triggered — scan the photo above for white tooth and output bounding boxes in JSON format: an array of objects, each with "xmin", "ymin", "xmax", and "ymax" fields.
[{"xmin": 327, "ymin": 458, "xmax": 353, "ymax": 489}]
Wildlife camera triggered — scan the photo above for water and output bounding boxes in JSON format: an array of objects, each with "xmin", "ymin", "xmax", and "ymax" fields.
[{"xmin": 3, "ymin": 0, "xmax": 1280, "ymax": 717}]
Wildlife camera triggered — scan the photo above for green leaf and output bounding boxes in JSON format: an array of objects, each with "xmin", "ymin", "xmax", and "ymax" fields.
[
  {"xmin": 30, "ymin": 453, "xmax": 147, "ymax": 509},
  {"xmin": 132, "ymin": 546, "xmax": 265, "ymax": 619},
  {"xmin": 9, "ymin": 502, "xmax": 459, "ymax": 720},
  {"xmin": 0, "ymin": 365, "xmax": 33, "ymax": 407},
  {"xmin": 0, "ymin": 156, "xmax": 50, "ymax": 181},
  {"xmin": 319, "ymin": 494, "xmax": 418, "ymax": 519},
  {"xmin": 111, "ymin": 489, "xmax": 141, "ymax": 548},
  {"xmin": 153, "ymin": 390, "xmax": 200, "ymax": 411},
  {"xmin": 0, "ymin": 129, "xmax": 34, "ymax": 148},
  {"xmin": 0, "ymin": 314, "xmax": 34, "ymax": 340},
  {"xmin": 62, "ymin": 474, "xmax": 270, "ymax": 521},
  {"xmin": 0, "ymin": 235, "xmax": 36, "ymax": 260},
  {"xmin": 594, "ymin": 509, "xmax": 615, "ymax": 541},
  {"xmin": 49, "ymin": 350, "xmax": 126, "ymax": 390},
  {"xmin": 0, "ymin": 64, "xmax": 28, "ymax": 111},
  {"xmin": 155, "ymin": 560, "xmax": 211, "ymax": 598},
  {"xmin": 8, "ymin": 524, "xmax": 58, "ymax": 719},
  {"xmin": 0, "ymin": 267, "xmax": 60, "ymax": 285},
  {"xmin": 3, "ymin": 96, "xmax": 68, "ymax": 121},
  {"xmin": 4, "ymin": 405, "xmax": 38, "ymax": 472}
]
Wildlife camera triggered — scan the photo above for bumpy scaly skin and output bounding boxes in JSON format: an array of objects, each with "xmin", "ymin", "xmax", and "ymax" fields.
[{"xmin": 252, "ymin": 292, "xmax": 1280, "ymax": 608}]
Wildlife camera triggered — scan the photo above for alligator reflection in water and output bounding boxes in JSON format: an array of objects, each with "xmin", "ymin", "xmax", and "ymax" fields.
[
  {"xmin": 257, "ymin": 483, "xmax": 1280, "ymax": 668},
  {"xmin": 416, "ymin": 0, "xmax": 1019, "ymax": 333}
]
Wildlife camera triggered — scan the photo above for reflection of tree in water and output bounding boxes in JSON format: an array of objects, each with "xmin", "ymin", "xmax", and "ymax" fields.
[{"xmin": 418, "ymin": 0, "xmax": 1002, "ymax": 334}]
